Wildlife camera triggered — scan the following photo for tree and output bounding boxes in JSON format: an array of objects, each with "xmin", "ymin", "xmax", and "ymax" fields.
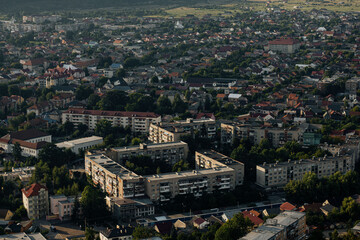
[
  {"xmin": 156, "ymin": 96, "xmax": 172, "ymax": 114},
  {"xmin": 85, "ymin": 227, "xmax": 96, "ymax": 240},
  {"xmin": 80, "ymin": 186, "xmax": 108, "ymax": 220},
  {"xmin": 97, "ymin": 91, "xmax": 128, "ymax": 111},
  {"xmin": 76, "ymin": 85, "xmax": 93, "ymax": 101},
  {"xmin": 151, "ymin": 76, "xmax": 159, "ymax": 83},
  {"xmin": 214, "ymin": 213, "xmax": 253, "ymax": 240},
  {"xmin": 131, "ymin": 137, "xmax": 141, "ymax": 146},
  {"xmin": 12, "ymin": 142, "xmax": 22, "ymax": 161},
  {"xmin": 87, "ymin": 94, "xmax": 101, "ymax": 109},
  {"xmin": 62, "ymin": 121, "xmax": 74, "ymax": 136},
  {"xmin": 12, "ymin": 205, "xmax": 27, "ymax": 221},
  {"xmin": 38, "ymin": 143, "xmax": 68, "ymax": 167},
  {"xmin": 72, "ymin": 196, "xmax": 81, "ymax": 222},
  {"xmin": 95, "ymin": 120, "xmax": 112, "ymax": 137},
  {"xmin": 172, "ymin": 94, "xmax": 187, "ymax": 113},
  {"xmin": 132, "ymin": 226, "xmax": 156, "ymax": 240}
]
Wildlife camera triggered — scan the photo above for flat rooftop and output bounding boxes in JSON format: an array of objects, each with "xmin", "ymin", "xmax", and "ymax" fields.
[
  {"xmin": 273, "ymin": 211, "xmax": 305, "ymax": 227},
  {"xmin": 145, "ymin": 167, "xmax": 234, "ymax": 182},
  {"xmin": 86, "ymin": 154, "xmax": 139, "ymax": 180},
  {"xmin": 258, "ymin": 155, "xmax": 352, "ymax": 170},
  {"xmin": 56, "ymin": 136, "xmax": 103, "ymax": 147},
  {"xmin": 197, "ymin": 150, "xmax": 244, "ymax": 166},
  {"xmin": 112, "ymin": 141, "xmax": 187, "ymax": 152}
]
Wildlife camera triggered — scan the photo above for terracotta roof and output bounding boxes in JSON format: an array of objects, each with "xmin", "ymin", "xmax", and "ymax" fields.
[
  {"xmin": 13, "ymin": 139, "xmax": 48, "ymax": 150},
  {"xmin": 269, "ymin": 38, "xmax": 299, "ymax": 45},
  {"xmin": 64, "ymin": 108, "xmax": 160, "ymax": 118},
  {"xmin": 194, "ymin": 217, "xmax": 206, "ymax": 225},
  {"xmin": 280, "ymin": 202, "xmax": 296, "ymax": 211},
  {"xmin": 22, "ymin": 183, "xmax": 47, "ymax": 198},
  {"xmin": 242, "ymin": 211, "xmax": 264, "ymax": 225}
]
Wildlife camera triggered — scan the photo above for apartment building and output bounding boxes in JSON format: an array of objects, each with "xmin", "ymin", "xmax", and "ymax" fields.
[
  {"xmin": 107, "ymin": 141, "xmax": 189, "ymax": 165},
  {"xmin": 220, "ymin": 122, "xmax": 315, "ymax": 147},
  {"xmin": 49, "ymin": 195, "xmax": 76, "ymax": 221},
  {"xmin": 241, "ymin": 211, "xmax": 306, "ymax": 240},
  {"xmin": 144, "ymin": 167, "xmax": 236, "ymax": 202},
  {"xmin": 85, "ymin": 153, "xmax": 145, "ymax": 198},
  {"xmin": 22, "ymin": 183, "xmax": 49, "ymax": 219},
  {"xmin": 62, "ymin": 108, "xmax": 161, "ymax": 133},
  {"xmin": 106, "ymin": 197, "xmax": 155, "ymax": 221},
  {"xmin": 56, "ymin": 135, "xmax": 103, "ymax": 154},
  {"xmin": 195, "ymin": 150, "xmax": 244, "ymax": 186},
  {"xmin": 148, "ymin": 118, "xmax": 216, "ymax": 143},
  {"xmin": 345, "ymin": 77, "xmax": 360, "ymax": 93},
  {"xmin": 256, "ymin": 154, "xmax": 355, "ymax": 188}
]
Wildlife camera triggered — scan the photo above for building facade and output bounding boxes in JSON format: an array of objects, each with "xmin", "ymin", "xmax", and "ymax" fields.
[
  {"xmin": 85, "ymin": 153, "xmax": 145, "ymax": 198},
  {"xmin": 149, "ymin": 118, "xmax": 216, "ymax": 143},
  {"xmin": 62, "ymin": 108, "xmax": 161, "ymax": 133},
  {"xmin": 195, "ymin": 150, "xmax": 244, "ymax": 186},
  {"xmin": 22, "ymin": 183, "xmax": 49, "ymax": 219},
  {"xmin": 49, "ymin": 195, "xmax": 76, "ymax": 221},
  {"xmin": 0, "ymin": 129, "xmax": 51, "ymax": 158},
  {"xmin": 107, "ymin": 141, "xmax": 189, "ymax": 165},
  {"xmin": 256, "ymin": 154, "xmax": 355, "ymax": 188},
  {"xmin": 268, "ymin": 39, "xmax": 300, "ymax": 54},
  {"xmin": 221, "ymin": 122, "xmax": 302, "ymax": 147}
]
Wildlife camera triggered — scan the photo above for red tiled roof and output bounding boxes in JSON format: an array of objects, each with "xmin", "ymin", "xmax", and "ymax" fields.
[
  {"xmin": 22, "ymin": 183, "xmax": 47, "ymax": 198},
  {"xmin": 269, "ymin": 38, "xmax": 299, "ymax": 45},
  {"xmin": 242, "ymin": 211, "xmax": 264, "ymax": 226},
  {"xmin": 13, "ymin": 139, "xmax": 48, "ymax": 150},
  {"xmin": 8, "ymin": 129, "xmax": 49, "ymax": 141},
  {"xmin": 280, "ymin": 202, "xmax": 296, "ymax": 211},
  {"xmin": 194, "ymin": 217, "xmax": 206, "ymax": 225},
  {"xmin": 64, "ymin": 108, "xmax": 160, "ymax": 118}
]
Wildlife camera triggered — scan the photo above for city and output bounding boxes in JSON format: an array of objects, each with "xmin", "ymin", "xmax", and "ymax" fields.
[{"xmin": 0, "ymin": 1, "xmax": 360, "ymax": 240}]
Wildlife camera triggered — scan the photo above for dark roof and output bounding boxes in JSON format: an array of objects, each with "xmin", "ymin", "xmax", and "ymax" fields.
[
  {"xmin": 8, "ymin": 129, "xmax": 49, "ymax": 141},
  {"xmin": 155, "ymin": 222, "xmax": 173, "ymax": 235},
  {"xmin": 101, "ymin": 227, "xmax": 133, "ymax": 238}
]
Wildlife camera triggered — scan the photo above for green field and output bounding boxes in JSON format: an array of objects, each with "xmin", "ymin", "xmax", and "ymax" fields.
[{"xmin": 157, "ymin": 0, "xmax": 360, "ymax": 18}]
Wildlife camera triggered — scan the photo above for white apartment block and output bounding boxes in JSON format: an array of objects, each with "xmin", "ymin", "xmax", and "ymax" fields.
[
  {"xmin": 144, "ymin": 167, "xmax": 236, "ymax": 202},
  {"xmin": 56, "ymin": 136, "xmax": 103, "ymax": 154},
  {"xmin": 85, "ymin": 150, "xmax": 241, "ymax": 203},
  {"xmin": 221, "ymin": 122, "xmax": 302, "ymax": 147},
  {"xmin": 85, "ymin": 153, "xmax": 145, "ymax": 198},
  {"xmin": 256, "ymin": 154, "xmax": 355, "ymax": 189},
  {"xmin": 195, "ymin": 150, "xmax": 244, "ymax": 186},
  {"xmin": 22, "ymin": 183, "xmax": 49, "ymax": 219},
  {"xmin": 62, "ymin": 108, "xmax": 161, "ymax": 133},
  {"xmin": 149, "ymin": 118, "xmax": 216, "ymax": 143}
]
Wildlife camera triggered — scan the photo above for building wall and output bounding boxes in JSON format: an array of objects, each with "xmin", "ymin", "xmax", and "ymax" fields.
[
  {"xmin": 144, "ymin": 168, "xmax": 236, "ymax": 202},
  {"xmin": 109, "ymin": 142, "xmax": 189, "ymax": 165},
  {"xmin": 23, "ymin": 189, "xmax": 49, "ymax": 219},
  {"xmin": 148, "ymin": 119, "xmax": 216, "ymax": 144},
  {"xmin": 256, "ymin": 155, "xmax": 355, "ymax": 188},
  {"xmin": 221, "ymin": 123, "xmax": 301, "ymax": 147},
  {"xmin": 62, "ymin": 112, "xmax": 161, "ymax": 133}
]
